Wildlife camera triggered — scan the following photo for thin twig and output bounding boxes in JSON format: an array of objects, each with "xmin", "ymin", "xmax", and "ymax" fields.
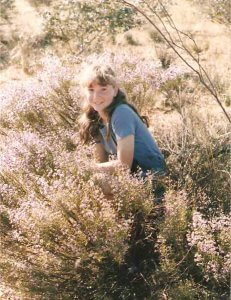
[{"xmin": 119, "ymin": 0, "xmax": 231, "ymax": 123}]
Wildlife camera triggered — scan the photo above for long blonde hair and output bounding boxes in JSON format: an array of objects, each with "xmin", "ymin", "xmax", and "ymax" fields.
[{"xmin": 78, "ymin": 63, "xmax": 149, "ymax": 144}]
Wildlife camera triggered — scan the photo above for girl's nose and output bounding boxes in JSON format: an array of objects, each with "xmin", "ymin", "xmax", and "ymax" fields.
[{"xmin": 92, "ymin": 91, "xmax": 101, "ymax": 102}]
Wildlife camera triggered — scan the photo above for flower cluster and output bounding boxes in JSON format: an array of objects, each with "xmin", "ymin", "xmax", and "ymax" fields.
[
  {"xmin": 81, "ymin": 50, "xmax": 188, "ymax": 113},
  {"xmin": 84, "ymin": 50, "xmax": 187, "ymax": 90},
  {"xmin": 0, "ymin": 99, "xmax": 152, "ymax": 299},
  {"xmin": 0, "ymin": 55, "xmax": 80, "ymax": 134},
  {"xmin": 187, "ymin": 211, "xmax": 231, "ymax": 282}
]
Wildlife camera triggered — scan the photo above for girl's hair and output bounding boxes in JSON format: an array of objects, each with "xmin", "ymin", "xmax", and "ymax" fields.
[{"xmin": 78, "ymin": 63, "xmax": 149, "ymax": 144}]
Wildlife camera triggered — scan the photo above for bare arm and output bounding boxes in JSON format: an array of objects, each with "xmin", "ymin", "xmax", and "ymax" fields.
[
  {"xmin": 94, "ymin": 142, "xmax": 109, "ymax": 163},
  {"xmin": 93, "ymin": 135, "xmax": 134, "ymax": 174}
]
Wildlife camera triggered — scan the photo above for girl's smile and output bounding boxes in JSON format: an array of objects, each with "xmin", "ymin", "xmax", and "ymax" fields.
[{"xmin": 86, "ymin": 81, "xmax": 118, "ymax": 115}]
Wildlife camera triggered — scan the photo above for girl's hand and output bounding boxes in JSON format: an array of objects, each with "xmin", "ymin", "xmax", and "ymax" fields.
[
  {"xmin": 92, "ymin": 173, "xmax": 113, "ymax": 196},
  {"xmin": 82, "ymin": 160, "xmax": 97, "ymax": 173}
]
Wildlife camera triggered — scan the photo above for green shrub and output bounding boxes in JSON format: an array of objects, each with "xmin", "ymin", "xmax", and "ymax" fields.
[{"xmin": 42, "ymin": 1, "xmax": 141, "ymax": 54}]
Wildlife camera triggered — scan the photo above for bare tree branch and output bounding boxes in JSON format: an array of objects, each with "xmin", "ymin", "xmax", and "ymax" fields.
[{"xmin": 119, "ymin": 0, "xmax": 231, "ymax": 123}]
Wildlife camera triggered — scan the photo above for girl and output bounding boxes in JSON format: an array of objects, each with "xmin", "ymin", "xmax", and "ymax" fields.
[{"xmin": 78, "ymin": 63, "xmax": 166, "ymax": 187}]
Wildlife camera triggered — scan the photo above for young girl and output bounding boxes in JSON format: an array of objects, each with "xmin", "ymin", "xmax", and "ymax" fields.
[{"xmin": 78, "ymin": 63, "xmax": 166, "ymax": 188}]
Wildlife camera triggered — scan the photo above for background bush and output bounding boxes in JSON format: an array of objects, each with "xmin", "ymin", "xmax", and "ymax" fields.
[
  {"xmin": 42, "ymin": 0, "xmax": 142, "ymax": 55},
  {"xmin": 191, "ymin": 0, "xmax": 231, "ymax": 24},
  {"xmin": 0, "ymin": 0, "xmax": 15, "ymax": 23}
]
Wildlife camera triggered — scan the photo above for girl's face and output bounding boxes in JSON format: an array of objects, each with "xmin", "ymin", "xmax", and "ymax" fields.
[{"xmin": 86, "ymin": 80, "xmax": 118, "ymax": 114}]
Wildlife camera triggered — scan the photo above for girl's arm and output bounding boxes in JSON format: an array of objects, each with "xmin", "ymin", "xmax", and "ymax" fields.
[
  {"xmin": 94, "ymin": 143, "xmax": 109, "ymax": 163},
  {"xmin": 93, "ymin": 135, "xmax": 134, "ymax": 174}
]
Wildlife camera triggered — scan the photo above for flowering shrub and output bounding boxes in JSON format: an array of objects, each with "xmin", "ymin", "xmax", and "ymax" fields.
[
  {"xmin": 149, "ymin": 108, "xmax": 230, "ymax": 298},
  {"xmin": 0, "ymin": 55, "xmax": 154, "ymax": 298},
  {"xmin": 0, "ymin": 127, "xmax": 154, "ymax": 298},
  {"xmin": 152, "ymin": 102, "xmax": 230, "ymax": 214},
  {"xmin": 0, "ymin": 53, "xmax": 187, "ymax": 135},
  {"xmin": 83, "ymin": 51, "xmax": 187, "ymax": 114},
  {"xmin": 187, "ymin": 212, "xmax": 231, "ymax": 294},
  {"xmin": 0, "ymin": 55, "xmax": 80, "ymax": 134},
  {"xmin": 0, "ymin": 51, "xmax": 230, "ymax": 298}
]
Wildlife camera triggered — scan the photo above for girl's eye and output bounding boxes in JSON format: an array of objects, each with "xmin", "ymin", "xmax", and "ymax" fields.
[{"xmin": 87, "ymin": 86, "xmax": 107, "ymax": 92}]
